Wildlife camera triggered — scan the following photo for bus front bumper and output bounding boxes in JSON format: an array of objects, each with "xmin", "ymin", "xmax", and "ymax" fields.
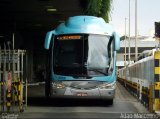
[{"xmin": 51, "ymin": 86, "xmax": 115, "ymax": 99}]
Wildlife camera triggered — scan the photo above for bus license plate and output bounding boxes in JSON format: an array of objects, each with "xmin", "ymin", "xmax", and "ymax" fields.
[{"xmin": 77, "ymin": 92, "xmax": 88, "ymax": 96}]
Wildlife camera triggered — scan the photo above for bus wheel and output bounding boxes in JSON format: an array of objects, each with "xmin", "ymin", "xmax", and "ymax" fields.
[
  {"xmin": 108, "ymin": 99, "xmax": 113, "ymax": 105},
  {"xmin": 45, "ymin": 78, "xmax": 51, "ymax": 97}
]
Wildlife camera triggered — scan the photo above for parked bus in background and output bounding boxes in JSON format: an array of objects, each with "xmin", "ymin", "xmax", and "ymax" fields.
[{"xmin": 44, "ymin": 16, "xmax": 120, "ymax": 105}]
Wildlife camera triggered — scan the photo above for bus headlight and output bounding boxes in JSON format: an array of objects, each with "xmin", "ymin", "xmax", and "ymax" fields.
[
  {"xmin": 98, "ymin": 81, "xmax": 116, "ymax": 89},
  {"xmin": 53, "ymin": 82, "xmax": 66, "ymax": 89}
]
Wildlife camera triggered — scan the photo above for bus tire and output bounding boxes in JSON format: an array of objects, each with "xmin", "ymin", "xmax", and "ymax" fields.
[
  {"xmin": 45, "ymin": 78, "xmax": 51, "ymax": 97},
  {"xmin": 108, "ymin": 99, "xmax": 113, "ymax": 105}
]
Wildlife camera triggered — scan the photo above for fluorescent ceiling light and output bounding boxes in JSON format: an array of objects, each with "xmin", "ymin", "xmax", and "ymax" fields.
[{"xmin": 47, "ymin": 8, "xmax": 57, "ymax": 12}]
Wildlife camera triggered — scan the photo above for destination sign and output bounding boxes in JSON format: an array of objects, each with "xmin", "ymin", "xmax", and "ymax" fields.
[{"xmin": 57, "ymin": 35, "xmax": 81, "ymax": 40}]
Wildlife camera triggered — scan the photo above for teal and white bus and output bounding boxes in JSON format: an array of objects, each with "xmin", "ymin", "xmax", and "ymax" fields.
[{"xmin": 44, "ymin": 16, "xmax": 120, "ymax": 104}]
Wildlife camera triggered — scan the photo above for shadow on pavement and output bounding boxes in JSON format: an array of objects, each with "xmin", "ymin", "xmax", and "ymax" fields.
[{"xmin": 27, "ymin": 97, "xmax": 113, "ymax": 107}]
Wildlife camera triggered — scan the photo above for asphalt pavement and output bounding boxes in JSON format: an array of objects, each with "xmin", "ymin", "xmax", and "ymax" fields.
[{"xmin": 14, "ymin": 82, "xmax": 153, "ymax": 119}]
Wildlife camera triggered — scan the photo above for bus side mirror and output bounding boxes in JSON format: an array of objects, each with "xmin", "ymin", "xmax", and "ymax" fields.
[
  {"xmin": 113, "ymin": 32, "xmax": 120, "ymax": 51},
  {"xmin": 44, "ymin": 30, "xmax": 55, "ymax": 49}
]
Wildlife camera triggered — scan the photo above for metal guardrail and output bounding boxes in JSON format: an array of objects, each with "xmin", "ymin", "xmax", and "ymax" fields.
[
  {"xmin": 0, "ymin": 49, "xmax": 27, "ymax": 113},
  {"xmin": 118, "ymin": 50, "xmax": 160, "ymax": 113}
]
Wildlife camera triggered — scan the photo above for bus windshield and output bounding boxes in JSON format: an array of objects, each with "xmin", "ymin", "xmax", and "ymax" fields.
[{"xmin": 53, "ymin": 34, "xmax": 113, "ymax": 77}]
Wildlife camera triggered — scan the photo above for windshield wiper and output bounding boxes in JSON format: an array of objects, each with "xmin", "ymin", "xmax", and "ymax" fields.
[{"xmin": 88, "ymin": 69, "xmax": 108, "ymax": 76}]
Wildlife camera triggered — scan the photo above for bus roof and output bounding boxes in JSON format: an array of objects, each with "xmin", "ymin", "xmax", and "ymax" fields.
[{"xmin": 53, "ymin": 16, "xmax": 114, "ymax": 36}]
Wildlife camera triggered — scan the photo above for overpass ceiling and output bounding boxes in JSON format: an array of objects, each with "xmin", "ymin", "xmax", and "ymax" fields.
[{"xmin": 0, "ymin": 0, "xmax": 84, "ymax": 33}]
